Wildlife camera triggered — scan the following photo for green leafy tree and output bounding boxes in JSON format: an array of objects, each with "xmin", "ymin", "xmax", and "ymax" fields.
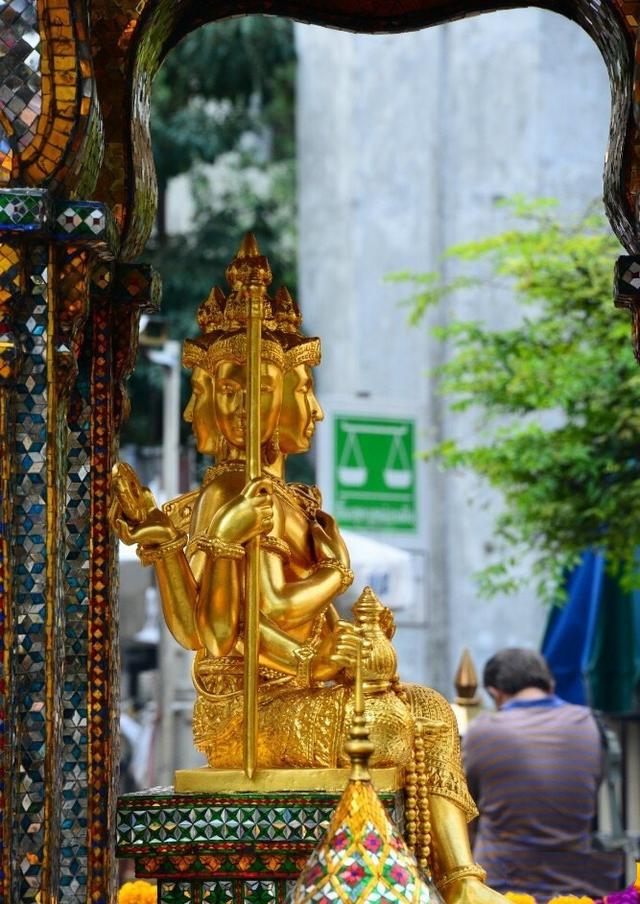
[
  {"xmin": 123, "ymin": 16, "xmax": 296, "ymax": 447},
  {"xmin": 394, "ymin": 198, "xmax": 639, "ymax": 603}
]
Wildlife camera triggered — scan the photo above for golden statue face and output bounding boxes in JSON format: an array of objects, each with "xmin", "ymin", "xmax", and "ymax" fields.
[
  {"xmin": 214, "ymin": 359, "xmax": 283, "ymax": 451},
  {"xmin": 279, "ymin": 364, "xmax": 324, "ymax": 454},
  {"xmin": 183, "ymin": 367, "xmax": 217, "ymax": 455}
]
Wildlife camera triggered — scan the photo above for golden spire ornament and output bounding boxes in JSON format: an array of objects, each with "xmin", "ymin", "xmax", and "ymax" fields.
[
  {"xmin": 450, "ymin": 649, "xmax": 484, "ymax": 738},
  {"xmin": 287, "ymin": 641, "xmax": 443, "ymax": 903}
]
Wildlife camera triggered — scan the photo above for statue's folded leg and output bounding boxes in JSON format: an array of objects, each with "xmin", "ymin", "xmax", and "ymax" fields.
[
  {"xmin": 400, "ymin": 683, "xmax": 477, "ymax": 819},
  {"xmin": 399, "ymin": 684, "xmax": 482, "ymax": 892}
]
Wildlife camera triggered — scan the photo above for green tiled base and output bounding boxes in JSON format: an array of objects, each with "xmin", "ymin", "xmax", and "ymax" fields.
[
  {"xmin": 117, "ymin": 787, "xmax": 405, "ymax": 903},
  {"xmin": 158, "ymin": 878, "xmax": 289, "ymax": 903}
]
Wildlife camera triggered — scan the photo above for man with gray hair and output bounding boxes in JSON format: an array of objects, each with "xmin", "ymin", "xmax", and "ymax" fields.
[{"xmin": 463, "ymin": 647, "xmax": 622, "ymax": 896}]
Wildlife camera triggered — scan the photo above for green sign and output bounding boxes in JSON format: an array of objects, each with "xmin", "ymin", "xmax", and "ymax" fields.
[{"xmin": 333, "ymin": 415, "xmax": 417, "ymax": 534}]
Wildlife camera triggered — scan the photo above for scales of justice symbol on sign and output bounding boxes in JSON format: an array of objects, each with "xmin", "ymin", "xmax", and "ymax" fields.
[
  {"xmin": 338, "ymin": 421, "xmax": 414, "ymax": 490},
  {"xmin": 330, "ymin": 411, "xmax": 420, "ymax": 538}
]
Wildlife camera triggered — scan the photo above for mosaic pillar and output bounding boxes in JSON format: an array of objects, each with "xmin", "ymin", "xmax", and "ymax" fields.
[{"xmin": 0, "ymin": 189, "xmax": 159, "ymax": 903}]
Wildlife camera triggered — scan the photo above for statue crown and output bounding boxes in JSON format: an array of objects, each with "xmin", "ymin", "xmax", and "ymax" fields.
[
  {"xmin": 185, "ymin": 234, "xmax": 320, "ymax": 374},
  {"xmin": 196, "ymin": 235, "xmax": 305, "ymax": 336}
]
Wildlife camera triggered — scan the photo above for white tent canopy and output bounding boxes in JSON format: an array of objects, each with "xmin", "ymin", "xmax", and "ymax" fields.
[{"xmin": 339, "ymin": 529, "xmax": 413, "ymax": 612}]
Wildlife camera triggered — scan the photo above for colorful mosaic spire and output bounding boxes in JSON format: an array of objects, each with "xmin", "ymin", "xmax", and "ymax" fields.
[{"xmin": 287, "ymin": 641, "xmax": 442, "ymax": 904}]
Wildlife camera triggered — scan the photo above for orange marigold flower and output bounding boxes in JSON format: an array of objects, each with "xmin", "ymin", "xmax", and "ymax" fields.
[
  {"xmin": 547, "ymin": 897, "xmax": 593, "ymax": 904},
  {"xmin": 118, "ymin": 880, "xmax": 157, "ymax": 904},
  {"xmin": 505, "ymin": 894, "xmax": 537, "ymax": 904}
]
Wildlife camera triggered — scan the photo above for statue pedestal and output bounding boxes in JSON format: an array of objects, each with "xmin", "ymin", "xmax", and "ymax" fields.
[{"xmin": 117, "ymin": 784, "xmax": 404, "ymax": 903}]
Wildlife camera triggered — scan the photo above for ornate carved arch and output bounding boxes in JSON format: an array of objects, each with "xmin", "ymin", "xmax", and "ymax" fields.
[{"xmin": 85, "ymin": 0, "xmax": 636, "ymax": 257}]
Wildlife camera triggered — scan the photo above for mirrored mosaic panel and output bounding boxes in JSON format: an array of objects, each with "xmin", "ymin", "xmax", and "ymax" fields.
[{"xmin": 12, "ymin": 242, "xmax": 62, "ymax": 902}]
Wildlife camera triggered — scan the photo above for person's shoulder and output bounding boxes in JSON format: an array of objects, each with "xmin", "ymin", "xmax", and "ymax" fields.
[
  {"xmin": 556, "ymin": 701, "xmax": 600, "ymax": 728},
  {"xmin": 463, "ymin": 710, "xmax": 505, "ymax": 743}
]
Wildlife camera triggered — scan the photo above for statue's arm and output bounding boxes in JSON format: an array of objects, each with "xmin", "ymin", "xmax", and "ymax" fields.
[
  {"xmin": 190, "ymin": 481, "xmax": 242, "ymax": 658},
  {"xmin": 109, "ymin": 462, "xmax": 200, "ymax": 650},
  {"xmin": 154, "ymin": 553, "xmax": 200, "ymax": 649},
  {"xmin": 257, "ymin": 611, "xmax": 353, "ymax": 682},
  {"xmin": 189, "ymin": 476, "xmax": 277, "ymax": 657},
  {"xmin": 259, "ymin": 552, "xmax": 345, "ymax": 630}
]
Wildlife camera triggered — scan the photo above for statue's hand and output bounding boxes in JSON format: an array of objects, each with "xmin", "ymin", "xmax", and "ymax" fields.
[
  {"xmin": 109, "ymin": 461, "xmax": 176, "ymax": 547},
  {"xmin": 311, "ymin": 511, "xmax": 350, "ymax": 567},
  {"xmin": 211, "ymin": 477, "xmax": 274, "ymax": 545},
  {"xmin": 111, "ymin": 461, "xmax": 154, "ymax": 522},
  {"xmin": 440, "ymin": 878, "xmax": 508, "ymax": 904},
  {"xmin": 310, "ymin": 621, "xmax": 365, "ymax": 681}
]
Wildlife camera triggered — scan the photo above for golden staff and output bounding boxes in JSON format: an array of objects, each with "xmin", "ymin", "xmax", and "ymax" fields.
[{"xmin": 236, "ymin": 234, "xmax": 271, "ymax": 779}]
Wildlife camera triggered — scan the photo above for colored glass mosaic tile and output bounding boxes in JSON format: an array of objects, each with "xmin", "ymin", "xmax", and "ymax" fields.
[
  {"xmin": 11, "ymin": 242, "xmax": 63, "ymax": 902},
  {"xmin": 0, "ymin": 189, "xmax": 49, "ymax": 231},
  {"xmin": 0, "ymin": 0, "xmax": 42, "ymax": 154},
  {"xmin": 614, "ymin": 254, "xmax": 640, "ymax": 362},
  {"xmin": 246, "ymin": 880, "xmax": 278, "ymax": 904},
  {"xmin": 61, "ymin": 357, "xmax": 92, "ymax": 903},
  {"xmin": 88, "ymin": 294, "xmax": 119, "ymax": 904},
  {"xmin": 0, "ymin": 205, "xmax": 120, "ymax": 900},
  {"xmin": 288, "ymin": 780, "xmax": 436, "ymax": 904},
  {"xmin": 53, "ymin": 201, "xmax": 119, "ymax": 256},
  {"xmin": 161, "ymin": 881, "xmax": 193, "ymax": 904},
  {"xmin": 117, "ymin": 790, "xmax": 404, "ymax": 853},
  {"xmin": 202, "ymin": 881, "xmax": 235, "ymax": 903},
  {"xmin": 0, "ymin": 193, "xmax": 119, "ymax": 259},
  {"xmin": 0, "ymin": 0, "xmax": 103, "ymax": 194}
]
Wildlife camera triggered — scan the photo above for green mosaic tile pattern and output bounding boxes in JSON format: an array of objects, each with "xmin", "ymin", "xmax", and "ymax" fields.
[
  {"xmin": 160, "ymin": 881, "xmax": 192, "ymax": 903},
  {"xmin": 158, "ymin": 879, "xmax": 289, "ymax": 904},
  {"xmin": 202, "ymin": 881, "xmax": 234, "ymax": 903},
  {"xmin": 0, "ymin": 188, "xmax": 50, "ymax": 231},
  {"xmin": 0, "ymin": 191, "xmax": 119, "ymax": 258},
  {"xmin": 53, "ymin": 200, "xmax": 119, "ymax": 255},
  {"xmin": 117, "ymin": 790, "xmax": 403, "ymax": 851},
  {"xmin": 245, "ymin": 880, "xmax": 277, "ymax": 903}
]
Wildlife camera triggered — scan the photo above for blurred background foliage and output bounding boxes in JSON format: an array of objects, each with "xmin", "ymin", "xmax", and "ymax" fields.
[
  {"xmin": 122, "ymin": 16, "xmax": 297, "ymax": 452},
  {"xmin": 393, "ymin": 199, "xmax": 638, "ymax": 603}
]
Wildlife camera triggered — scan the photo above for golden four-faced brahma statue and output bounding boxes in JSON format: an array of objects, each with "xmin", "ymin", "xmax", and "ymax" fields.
[{"xmin": 109, "ymin": 235, "xmax": 506, "ymax": 904}]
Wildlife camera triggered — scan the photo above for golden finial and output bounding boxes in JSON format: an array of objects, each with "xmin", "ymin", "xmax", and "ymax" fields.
[
  {"xmin": 238, "ymin": 232, "xmax": 260, "ymax": 257},
  {"xmin": 223, "ymin": 234, "xmax": 272, "ymax": 325},
  {"xmin": 196, "ymin": 286, "xmax": 226, "ymax": 334},
  {"xmin": 225, "ymin": 232, "xmax": 272, "ymax": 292},
  {"xmin": 454, "ymin": 648, "xmax": 481, "ymax": 705},
  {"xmin": 451, "ymin": 649, "xmax": 484, "ymax": 737},
  {"xmin": 344, "ymin": 636, "xmax": 374, "ymax": 783},
  {"xmin": 184, "ymin": 237, "xmax": 320, "ymax": 374},
  {"xmin": 273, "ymin": 286, "xmax": 302, "ymax": 333}
]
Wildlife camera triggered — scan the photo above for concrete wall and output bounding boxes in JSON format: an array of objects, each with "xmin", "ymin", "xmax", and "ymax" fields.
[{"xmin": 295, "ymin": 10, "xmax": 612, "ymax": 694}]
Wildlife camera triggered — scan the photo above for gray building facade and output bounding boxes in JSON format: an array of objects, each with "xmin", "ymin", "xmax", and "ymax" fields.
[{"xmin": 295, "ymin": 11, "xmax": 611, "ymax": 693}]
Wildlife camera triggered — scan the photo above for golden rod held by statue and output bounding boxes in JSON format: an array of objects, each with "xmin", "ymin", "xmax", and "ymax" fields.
[{"xmin": 244, "ymin": 272, "xmax": 265, "ymax": 779}]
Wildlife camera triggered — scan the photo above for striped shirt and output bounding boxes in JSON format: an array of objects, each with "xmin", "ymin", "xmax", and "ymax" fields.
[{"xmin": 463, "ymin": 697, "xmax": 622, "ymax": 896}]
